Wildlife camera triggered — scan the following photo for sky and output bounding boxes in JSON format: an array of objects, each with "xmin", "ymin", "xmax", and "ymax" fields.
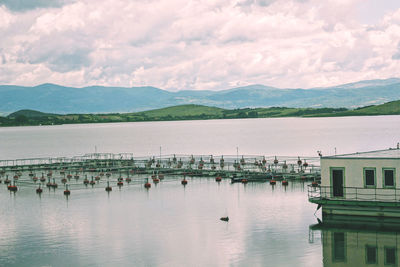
[{"xmin": 0, "ymin": 0, "xmax": 400, "ymax": 91}]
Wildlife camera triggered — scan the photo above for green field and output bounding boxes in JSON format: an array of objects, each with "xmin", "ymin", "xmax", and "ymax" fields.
[{"xmin": 1, "ymin": 100, "xmax": 400, "ymax": 127}]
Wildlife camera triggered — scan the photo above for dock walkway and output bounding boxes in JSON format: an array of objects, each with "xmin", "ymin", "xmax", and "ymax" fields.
[{"xmin": 0, "ymin": 153, "xmax": 321, "ymax": 192}]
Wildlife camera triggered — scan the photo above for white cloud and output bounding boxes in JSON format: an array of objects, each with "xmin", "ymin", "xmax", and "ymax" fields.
[
  {"xmin": 0, "ymin": 0, "xmax": 400, "ymax": 90},
  {"xmin": 29, "ymin": 2, "xmax": 86, "ymax": 34},
  {"xmin": 0, "ymin": 5, "xmax": 15, "ymax": 28}
]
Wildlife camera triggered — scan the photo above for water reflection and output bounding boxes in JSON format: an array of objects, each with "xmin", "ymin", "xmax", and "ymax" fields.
[
  {"xmin": 311, "ymin": 216, "xmax": 400, "ymax": 266},
  {"xmin": 0, "ymin": 179, "xmax": 322, "ymax": 266}
]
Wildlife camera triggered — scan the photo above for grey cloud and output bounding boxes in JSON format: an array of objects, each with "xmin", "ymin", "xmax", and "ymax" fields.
[
  {"xmin": 24, "ymin": 33, "xmax": 92, "ymax": 72},
  {"xmin": 0, "ymin": 0, "xmax": 72, "ymax": 12},
  {"xmin": 236, "ymin": 0, "xmax": 276, "ymax": 7},
  {"xmin": 392, "ymin": 42, "xmax": 400, "ymax": 60},
  {"xmin": 48, "ymin": 50, "xmax": 91, "ymax": 72},
  {"xmin": 0, "ymin": 49, "xmax": 5, "ymax": 64},
  {"xmin": 392, "ymin": 53, "xmax": 400, "ymax": 60},
  {"xmin": 27, "ymin": 49, "xmax": 91, "ymax": 73},
  {"xmin": 236, "ymin": 0, "xmax": 307, "ymax": 8}
]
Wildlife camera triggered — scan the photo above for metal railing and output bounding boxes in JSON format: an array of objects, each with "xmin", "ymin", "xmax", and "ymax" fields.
[
  {"xmin": 308, "ymin": 185, "xmax": 400, "ymax": 202},
  {"xmin": 0, "ymin": 154, "xmax": 320, "ymax": 173}
]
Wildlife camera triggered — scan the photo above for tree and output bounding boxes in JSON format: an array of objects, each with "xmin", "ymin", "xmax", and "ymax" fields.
[
  {"xmin": 15, "ymin": 115, "xmax": 28, "ymax": 124},
  {"xmin": 248, "ymin": 111, "xmax": 258, "ymax": 118}
]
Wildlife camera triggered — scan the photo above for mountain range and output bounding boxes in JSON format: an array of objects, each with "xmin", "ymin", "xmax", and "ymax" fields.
[{"xmin": 1, "ymin": 78, "xmax": 400, "ymax": 114}]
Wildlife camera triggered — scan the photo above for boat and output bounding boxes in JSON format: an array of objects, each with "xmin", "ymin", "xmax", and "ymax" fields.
[{"xmin": 231, "ymin": 173, "xmax": 270, "ymax": 183}]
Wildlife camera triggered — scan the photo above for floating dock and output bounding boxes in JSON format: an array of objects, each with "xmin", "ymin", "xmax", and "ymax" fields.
[{"xmin": 0, "ymin": 153, "xmax": 320, "ymax": 193}]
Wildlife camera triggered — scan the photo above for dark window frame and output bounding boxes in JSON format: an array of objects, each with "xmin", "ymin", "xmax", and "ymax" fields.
[
  {"xmin": 383, "ymin": 168, "xmax": 396, "ymax": 188},
  {"xmin": 365, "ymin": 245, "xmax": 378, "ymax": 264},
  {"xmin": 364, "ymin": 168, "xmax": 376, "ymax": 188},
  {"xmin": 384, "ymin": 246, "xmax": 396, "ymax": 265}
]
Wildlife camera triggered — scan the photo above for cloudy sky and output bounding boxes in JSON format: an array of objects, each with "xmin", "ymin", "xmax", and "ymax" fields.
[{"xmin": 0, "ymin": 0, "xmax": 400, "ymax": 91}]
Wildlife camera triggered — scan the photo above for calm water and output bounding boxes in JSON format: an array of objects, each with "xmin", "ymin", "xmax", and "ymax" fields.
[
  {"xmin": 1, "ymin": 116, "xmax": 400, "ymax": 159},
  {"xmin": 1, "ymin": 116, "xmax": 400, "ymax": 267}
]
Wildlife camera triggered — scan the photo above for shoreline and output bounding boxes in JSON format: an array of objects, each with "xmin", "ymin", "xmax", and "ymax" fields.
[
  {"xmin": 1, "ymin": 101, "xmax": 400, "ymax": 127},
  {"xmin": 1, "ymin": 113, "xmax": 400, "ymax": 128}
]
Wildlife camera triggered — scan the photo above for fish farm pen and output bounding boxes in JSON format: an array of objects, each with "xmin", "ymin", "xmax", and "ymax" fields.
[{"xmin": 0, "ymin": 153, "xmax": 321, "ymax": 194}]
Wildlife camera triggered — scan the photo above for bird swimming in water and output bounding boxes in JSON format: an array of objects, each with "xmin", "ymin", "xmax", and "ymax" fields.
[{"xmin": 220, "ymin": 216, "xmax": 229, "ymax": 222}]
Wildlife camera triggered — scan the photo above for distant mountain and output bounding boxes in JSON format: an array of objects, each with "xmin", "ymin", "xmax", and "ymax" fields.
[
  {"xmin": 1, "ymin": 78, "xmax": 400, "ymax": 114},
  {"xmin": 331, "ymin": 78, "xmax": 400, "ymax": 89}
]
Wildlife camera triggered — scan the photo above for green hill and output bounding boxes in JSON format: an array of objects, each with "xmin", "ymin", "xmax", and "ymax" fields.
[
  {"xmin": 1, "ymin": 100, "xmax": 400, "ymax": 127},
  {"xmin": 305, "ymin": 100, "xmax": 400, "ymax": 117},
  {"xmin": 137, "ymin": 104, "xmax": 225, "ymax": 117},
  {"xmin": 350, "ymin": 100, "xmax": 400, "ymax": 115},
  {"xmin": 7, "ymin": 109, "xmax": 58, "ymax": 118},
  {"xmin": 223, "ymin": 107, "xmax": 347, "ymax": 118}
]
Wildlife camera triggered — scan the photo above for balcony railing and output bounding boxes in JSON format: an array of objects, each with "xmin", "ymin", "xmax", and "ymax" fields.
[{"xmin": 308, "ymin": 185, "xmax": 400, "ymax": 203}]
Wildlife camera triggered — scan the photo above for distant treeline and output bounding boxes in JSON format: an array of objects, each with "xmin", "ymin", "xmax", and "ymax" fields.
[{"xmin": 1, "ymin": 100, "xmax": 400, "ymax": 127}]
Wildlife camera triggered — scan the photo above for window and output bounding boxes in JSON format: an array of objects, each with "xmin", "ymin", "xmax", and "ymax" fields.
[
  {"xmin": 333, "ymin": 232, "xmax": 345, "ymax": 261},
  {"xmin": 366, "ymin": 245, "xmax": 377, "ymax": 264},
  {"xmin": 383, "ymin": 169, "xmax": 395, "ymax": 188},
  {"xmin": 364, "ymin": 168, "xmax": 376, "ymax": 187},
  {"xmin": 385, "ymin": 247, "xmax": 396, "ymax": 265}
]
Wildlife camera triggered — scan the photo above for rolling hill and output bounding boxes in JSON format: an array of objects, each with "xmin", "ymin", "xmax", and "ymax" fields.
[
  {"xmin": 7, "ymin": 109, "xmax": 57, "ymax": 118},
  {"xmin": 2, "ymin": 100, "xmax": 400, "ymax": 127}
]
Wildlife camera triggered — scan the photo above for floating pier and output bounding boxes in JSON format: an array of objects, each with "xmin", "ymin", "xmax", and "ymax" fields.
[{"xmin": 0, "ymin": 153, "xmax": 320, "ymax": 194}]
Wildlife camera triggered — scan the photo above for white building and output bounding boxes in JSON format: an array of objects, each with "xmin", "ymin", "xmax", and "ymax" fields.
[{"xmin": 309, "ymin": 148, "xmax": 400, "ymax": 217}]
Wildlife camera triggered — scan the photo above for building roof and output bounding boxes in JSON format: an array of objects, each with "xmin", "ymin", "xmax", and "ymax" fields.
[{"xmin": 323, "ymin": 148, "xmax": 400, "ymax": 159}]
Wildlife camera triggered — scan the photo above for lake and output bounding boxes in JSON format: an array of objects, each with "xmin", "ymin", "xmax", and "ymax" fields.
[
  {"xmin": 1, "ymin": 116, "xmax": 400, "ymax": 267},
  {"xmin": 1, "ymin": 115, "xmax": 400, "ymax": 160}
]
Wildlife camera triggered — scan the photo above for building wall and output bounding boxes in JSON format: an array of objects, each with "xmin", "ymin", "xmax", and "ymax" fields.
[{"xmin": 321, "ymin": 158, "xmax": 400, "ymax": 188}]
